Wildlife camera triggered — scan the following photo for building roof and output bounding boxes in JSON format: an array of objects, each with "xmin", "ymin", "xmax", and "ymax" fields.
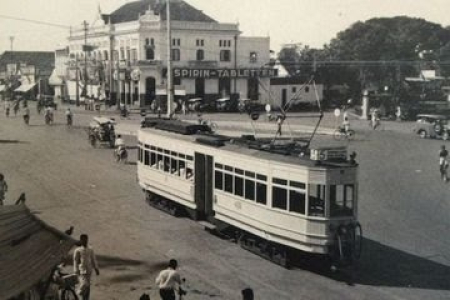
[
  {"xmin": 0, "ymin": 51, "xmax": 54, "ymax": 74},
  {"xmin": 107, "ymin": 0, "xmax": 217, "ymax": 24},
  {"xmin": 0, "ymin": 205, "xmax": 76, "ymax": 299}
]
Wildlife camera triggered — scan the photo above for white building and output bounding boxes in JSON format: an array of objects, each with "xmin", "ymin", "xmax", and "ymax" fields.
[
  {"xmin": 66, "ymin": 0, "xmax": 276, "ymax": 110},
  {"xmin": 269, "ymin": 77, "xmax": 324, "ymax": 109}
]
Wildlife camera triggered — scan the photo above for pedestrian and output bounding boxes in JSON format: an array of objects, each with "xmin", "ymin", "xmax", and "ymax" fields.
[
  {"xmin": 0, "ymin": 173, "xmax": 8, "ymax": 206},
  {"xmin": 342, "ymin": 115, "xmax": 350, "ymax": 133},
  {"xmin": 155, "ymin": 259, "xmax": 183, "ymax": 300},
  {"xmin": 439, "ymin": 145, "xmax": 449, "ymax": 182},
  {"xmin": 73, "ymin": 234, "xmax": 100, "ymax": 300},
  {"xmin": 241, "ymin": 288, "xmax": 254, "ymax": 300},
  {"xmin": 276, "ymin": 115, "xmax": 285, "ymax": 136}
]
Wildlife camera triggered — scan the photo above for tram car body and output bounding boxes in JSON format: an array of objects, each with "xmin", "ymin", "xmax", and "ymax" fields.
[{"xmin": 137, "ymin": 120, "xmax": 361, "ymax": 267}]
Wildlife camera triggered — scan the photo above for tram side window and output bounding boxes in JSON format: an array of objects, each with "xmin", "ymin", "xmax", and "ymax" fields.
[
  {"xmin": 171, "ymin": 159, "xmax": 178, "ymax": 174},
  {"xmin": 144, "ymin": 150, "xmax": 150, "ymax": 166},
  {"xmin": 179, "ymin": 160, "xmax": 186, "ymax": 177},
  {"xmin": 256, "ymin": 183, "xmax": 267, "ymax": 205},
  {"xmin": 215, "ymin": 170, "xmax": 223, "ymax": 190},
  {"xmin": 289, "ymin": 190, "xmax": 306, "ymax": 214},
  {"xmin": 150, "ymin": 152, "xmax": 156, "ymax": 167},
  {"xmin": 224, "ymin": 173, "xmax": 233, "ymax": 193},
  {"xmin": 308, "ymin": 184, "xmax": 325, "ymax": 217},
  {"xmin": 330, "ymin": 185, "xmax": 354, "ymax": 217},
  {"xmin": 157, "ymin": 154, "xmax": 163, "ymax": 170},
  {"xmin": 164, "ymin": 156, "xmax": 170, "ymax": 172},
  {"xmin": 186, "ymin": 167, "xmax": 194, "ymax": 181},
  {"xmin": 272, "ymin": 187, "xmax": 287, "ymax": 210},
  {"xmin": 235, "ymin": 176, "xmax": 244, "ymax": 197},
  {"xmin": 138, "ymin": 148, "xmax": 141, "ymax": 162},
  {"xmin": 245, "ymin": 179, "xmax": 255, "ymax": 201}
]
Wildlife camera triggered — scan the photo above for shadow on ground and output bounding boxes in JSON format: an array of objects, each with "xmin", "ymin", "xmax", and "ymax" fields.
[{"xmin": 292, "ymin": 238, "xmax": 450, "ymax": 291}]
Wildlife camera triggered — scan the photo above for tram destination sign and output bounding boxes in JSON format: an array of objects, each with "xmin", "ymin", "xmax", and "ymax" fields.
[{"xmin": 173, "ymin": 68, "xmax": 278, "ymax": 78}]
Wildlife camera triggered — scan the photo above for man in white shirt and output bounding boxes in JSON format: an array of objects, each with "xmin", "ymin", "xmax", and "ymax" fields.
[
  {"xmin": 155, "ymin": 259, "xmax": 182, "ymax": 300},
  {"xmin": 73, "ymin": 234, "xmax": 100, "ymax": 300}
]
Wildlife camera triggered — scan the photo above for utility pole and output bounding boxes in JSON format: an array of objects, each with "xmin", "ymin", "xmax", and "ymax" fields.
[
  {"xmin": 75, "ymin": 57, "xmax": 80, "ymax": 106},
  {"xmin": 9, "ymin": 36, "xmax": 14, "ymax": 51},
  {"xmin": 82, "ymin": 21, "xmax": 89, "ymax": 105},
  {"xmin": 166, "ymin": 0, "xmax": 173, "ymax": 118}
]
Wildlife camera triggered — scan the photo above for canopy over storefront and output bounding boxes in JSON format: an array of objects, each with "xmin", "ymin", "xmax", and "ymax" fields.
[
  {"xmin": 14, "ymin": 83, "xmax": 36, "ymax": 93},
  {"xmin": 0, "ymin": 205, "xmax": 76, "ymax": 299}
]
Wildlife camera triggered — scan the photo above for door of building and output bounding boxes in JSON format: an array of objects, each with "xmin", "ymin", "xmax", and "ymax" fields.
[{"xmin": 145, "ymin": 77, "xmax": 156, "ymax": 106}]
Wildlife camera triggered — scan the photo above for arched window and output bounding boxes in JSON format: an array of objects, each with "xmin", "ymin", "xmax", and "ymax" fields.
[
  {"xmin": 250, "ymin": 52, "xmax": 258, "ymax": 63},
  {"xmin": 145, "ymin": 38, "xmax": 150, "ymax": 45},
  {"xmin": 196, "ymin": 49, "xmax": 204, "ymax": 61},
  {"xmin": 146, "ymin": 48, "xmax": 155, "ymax": 60},
  {"xmin": 171, "ymin": 49, "xmax": 180, "ymax": 61}
]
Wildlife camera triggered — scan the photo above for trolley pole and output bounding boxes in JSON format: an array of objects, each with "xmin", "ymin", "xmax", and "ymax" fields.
[
  {"xmin": 166, "ymin": 0, "xmax": 173, "ymax": 118},
  {"xmin": 75, "ymin": 58, "xmax": 80, "ymax": 106},
  {"xmin": 83, "ymin": 21, "xmax": 89, "ymax": 102}
]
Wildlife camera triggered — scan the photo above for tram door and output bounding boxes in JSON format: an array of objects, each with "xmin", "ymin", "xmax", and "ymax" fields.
[{"xmin": 194, "ymin": 153, "xmax": 214, "ymax": 220}]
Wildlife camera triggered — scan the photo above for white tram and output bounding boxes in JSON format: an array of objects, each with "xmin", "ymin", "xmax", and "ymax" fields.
[{"xmin": 137, "ymin": 120, "xmax": 362, "ymax": 267}]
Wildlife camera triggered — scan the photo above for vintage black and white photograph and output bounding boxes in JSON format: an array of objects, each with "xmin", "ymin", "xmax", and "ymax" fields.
[{"xmin": 1, "ymin": 0, "xmax": 449, "ymax": 299}]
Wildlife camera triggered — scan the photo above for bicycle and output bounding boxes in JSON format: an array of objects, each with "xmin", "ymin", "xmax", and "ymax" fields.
[{"xmin": 333, "ymin": 127, "xmax": 355, "ymax": 141}]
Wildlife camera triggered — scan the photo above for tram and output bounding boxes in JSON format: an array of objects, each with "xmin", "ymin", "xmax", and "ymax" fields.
[{"xmin": 136, "ymin": 119, "xmax": 362, "ymax": 268}]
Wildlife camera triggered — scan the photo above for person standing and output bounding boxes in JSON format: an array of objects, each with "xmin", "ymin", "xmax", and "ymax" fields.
[
  {"xmin": 439, "ymin": 145, "xmax": 449, "ymax": 182},
  {"xmin": 73, "ymin": 234, "xmax": 100, "ymax": 300},
  {"xmin": 155, "ymin": 259, "xmax": 182, "ymax": 300},
  {"xmin": 0, "ymin": 173, "xmax": 8, "ymax": 206}
]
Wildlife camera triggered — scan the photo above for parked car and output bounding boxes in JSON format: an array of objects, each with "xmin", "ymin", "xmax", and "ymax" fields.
[{"xmin": 413, "ymin": 114, "xmax": 450, "ymax": 140}]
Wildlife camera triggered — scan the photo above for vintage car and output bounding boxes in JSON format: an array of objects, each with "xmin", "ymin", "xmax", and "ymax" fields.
[
  {"xmin": 88, "ymin": 116, "xmax": 116, "ymax": 148},
  {"xmin": 413, "ymin": 114, "xmax": 450, "ymax": 140}
]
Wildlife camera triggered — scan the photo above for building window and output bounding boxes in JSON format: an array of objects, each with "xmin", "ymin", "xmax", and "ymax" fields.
[
  {"xmin": 145, "ymin": 38, "xmax": 149, "ymax": 45},
  {"xmin": 171, "ymin": 49, "xmax": 180, "ymax": 61},
  {"xmin": 220, "ymin": 50, "xmax": 231, "ymax": 62},
  {"xmin": 292, "ymin": 87, "xmax": 297, "ymax": 93},
  {"xmin": 250, "ymin": 52, "xmax": 258, "ymax": 63},
  {"xmin": 126, "ymin": 49, "xmax": 131, "ymax": 61},
  {"xmin": 195, "ymin": 78, "xmax": 205, "ymax": 98},
  {"xmin": 172, "ymin": 38, "xmax": 180, "ymax": 46},
  {"xmin": 131, "ymin": 49, "xmax": 137, "ymax": 63},
  {"xmin": 113, "ymin": 50, "xmax": 119, "ymax": 61},
  {"xmin": 104, "ymin": 50, "xmax": 109, "ymax": 61},
  {"xmin": 120, "ymin": 48, "xmax": 125, "ymax": 60},
  {"xmin": 305, "ymin": 86, "xmax": 310, "ymax": 93},
  {"xmin": 196, "ymin": 49, "xmax": 204, "ymax": 61},
  {"xmin": 173, "ymin": 77, "xmax": 181, "ymax": 86},
  {"xmin": 146, "ymin": 48, "xmax": 155, "ymax": 60},
  {"xmin": 219, "ymin": 40, "xmax": 222, "ymax": 47}
]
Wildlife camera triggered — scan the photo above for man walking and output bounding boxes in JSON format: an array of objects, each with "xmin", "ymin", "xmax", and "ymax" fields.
[
  {"xmin": 73, "ymin": 234, "xmax": 100, "ymax": 300},
  {"xmin": 0, "ymin": 173, "xmax": 8, "ymax": 206},
  {"xmin": 155, "ymin": 259, "xmax": 183, "ymax": 300},
  {"xmin": 439, "ymin": 145, "xmax": 448, "ymax": 182}
]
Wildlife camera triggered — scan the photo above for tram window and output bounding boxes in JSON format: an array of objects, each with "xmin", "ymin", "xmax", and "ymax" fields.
[
  {"xmin": 235, "ymin": 168, "xmax": 244, "ymax": 175},
  {"xmin": 150, "ymin": 152, "xmax": 156, "ymax": 167},
  {"xmin": 171, "ymin": 159, "xmax": 178, "ymax": 174},
  {"xmin": 157, "ymin": 155, "xmax": 163, "ymax": 170},
  {"xmin": 330, "ymin": 185, "xmax": 354, "ymax": 217},
  {"xmin": 215, "ymin": 163, "xmax": 223, "ymax": 169},
  {"xmin": 187, "ymin": 155, "xmax": 193, "ymax": 161},
  {"xmin": 289, "ymin": 190, "xmax": 306, "ymax": 214},
  {"xmin": 215, "ymin": 171, "xmax": 223, "ymax": 190},
  {"xmin": 186, "ymin": 168, "xmax": 194, "ymax": 180},
  {"xmin": 138, "ymin": 148, "xmax": 141, "ymax": 162},
  {"xmin": 157, "ymin": 148, "xmax": 162, "ymax": 153},
  {"xmin": 164, "ymin": 157, "xmax": 170, "ymax": 172},
  {"xmin": 145, "ymin": 144, "xmax": 150, "ymax": 149},
  {"xmin": 245, "ymin": 171, "xmax": 255, "ymax": 178},
  {"xmin": 245, "ymin": 179, "xmax": 255, "ymax": 200},
  {"xmin": 272, "ymin": 187, "xmax": 287, "ymax": 210},
  {"xmin": 164, "ymin": 149, "xmax": 170, "ymax": 154},
  {"xmin": 179, "ymin": 161, "xmax": 186, "ymax": 177},
  {"xmin": 144, "ymin": 150, "xmax": 150, "ymax": 165},
  {"xmin": 235, "ymin": 176, "xmax": 244, "ymax": 197},
  {"xmin": 256, "ymin": 183, "xmax": 267, "ymax": 205},
  {"xmin": 290, "ymin": 181, "xmax": 306, "ymax": 189},
  {"xmin": 308, "ymin": 184, "xmax": 325, "ymax": 217},
  {"xmin": 273, "ymin": 178, "xmax": 287, "ymax": 185},
  {"xmin": 257, "ymin": 174, "xmax": 267, "ymax": 181},
  {"xmin": 225, "ymin": 165, "xmax": 233, "ymax": 172},
  {"xmin": 224, "ymin": 173, "xmax": 233, "ymax": 193},
  {"xmin": 171, "ymin": 151, "xmax": 178, "ymax": 157},
  {"xmin": 179, "ymin": 154, "xmax": 186, "ymax": 159},
  {"xmin": 150, "ymin": 146, "xmax": 156, "ymax": 151}
]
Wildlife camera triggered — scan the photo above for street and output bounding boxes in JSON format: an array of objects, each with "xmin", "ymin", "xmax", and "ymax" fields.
[{"xmin": 1, "ymin": 104, "xmax": 449, "ymax": 300}]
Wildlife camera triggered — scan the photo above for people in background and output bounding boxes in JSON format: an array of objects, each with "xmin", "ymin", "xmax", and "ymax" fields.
[{"xmin": 155, "ymin": 259, "xmax": 183, "ymax": 300}]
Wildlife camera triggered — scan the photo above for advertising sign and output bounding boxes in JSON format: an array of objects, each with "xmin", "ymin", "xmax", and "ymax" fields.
[{"xmin": 173, "ymin": 68, "xmax": 278, "ymax": 78}]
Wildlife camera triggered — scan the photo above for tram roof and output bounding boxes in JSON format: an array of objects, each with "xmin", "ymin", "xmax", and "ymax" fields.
[{"xmin": 139, "ymin": 127, "xmax": 354, "ymax": 168}]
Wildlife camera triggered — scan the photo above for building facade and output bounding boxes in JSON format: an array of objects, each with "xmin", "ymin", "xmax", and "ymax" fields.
[{"xmin": 66, "ymin": 0, "xmax": 275, "ymax": 110}]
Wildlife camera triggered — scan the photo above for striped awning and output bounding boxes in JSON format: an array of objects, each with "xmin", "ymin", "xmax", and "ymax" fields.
[{"xmin": 0, "ymin": 205, "xmax": 76, "ymax": 299}]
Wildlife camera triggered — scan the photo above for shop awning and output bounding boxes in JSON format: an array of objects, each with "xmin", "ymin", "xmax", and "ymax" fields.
[
  {"xmin": 0, "ymin": 205, "xmax": 76, "ymax": 299},
  {"xmin": 15, "ymin": 83, "xmax": 36, "ymax": 93},
  {"xmin": 0, "ymin": 85, "xmax": 5, "ymax": 92}
]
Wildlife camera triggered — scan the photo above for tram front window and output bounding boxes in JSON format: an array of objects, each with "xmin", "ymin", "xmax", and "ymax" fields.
[
  {"xmin": 329, "ymin": 184, "xmax": 354, "ymax": 217},
  {"xmin": 308, "ymin": 184, "xmax": 325, "ymax": 217}
]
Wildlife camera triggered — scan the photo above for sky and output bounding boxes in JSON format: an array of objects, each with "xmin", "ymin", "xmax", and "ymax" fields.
[{"xmin": 0, "ymin": 0, "xmax": 449, "ymax": 54}]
